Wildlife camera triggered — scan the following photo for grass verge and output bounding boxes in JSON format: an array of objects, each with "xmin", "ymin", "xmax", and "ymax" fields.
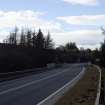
[{"xmin": 55, "ymin": 65, "xmax": 99, "ymax": 105}]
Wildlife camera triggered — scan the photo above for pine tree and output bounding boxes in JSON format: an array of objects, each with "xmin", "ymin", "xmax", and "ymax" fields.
[
  {"xmin": 20, "ymin": 29, "xmax": 26, "ymax": 46},
  {"xmin": 45, "ymin": 32, "xmax": 54, "ymax": 49},
  {"xmin": 26, "ymin": 29, "xmax": 32, "ymax": 47},
  {"xmin": 35, "ymin": 29, "xmax": 45, "ymax": 49},
  {"xmin": 8, "ymin": 32, "xmax": 16, "ymax": 45},
  {"xmin": 65, "ymin": 42, "xmax": 78, "ymax": 51},
  {"xmin": 13, "ymin": 27, "xmax": 18, "ymax": 45},
  {"xmin": 32, "ymin": 30, "xmax": 36, "ymax": 47}
]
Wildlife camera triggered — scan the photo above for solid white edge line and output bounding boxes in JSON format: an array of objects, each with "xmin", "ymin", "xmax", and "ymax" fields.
[
  {"xmin": 95, "ymin": 65, "xmax": 101, "ymax": 105},
  {"xmin": 37, "ymin": 67, "xmax": 86, "ymax": 105}
]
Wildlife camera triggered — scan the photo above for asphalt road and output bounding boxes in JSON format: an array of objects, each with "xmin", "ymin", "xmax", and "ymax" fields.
[{"xmin": 0, "ymin": 64, "xmax": 85, "ymax": 105}]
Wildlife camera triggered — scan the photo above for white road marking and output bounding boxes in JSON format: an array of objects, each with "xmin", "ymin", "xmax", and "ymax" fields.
[
  {"xmin": 0, "ymin": 66, "xmax": 74, "ymax": 95},
  {"xmin": 37, "ymin": 67, "xmax": 85, "ymax": 105}
]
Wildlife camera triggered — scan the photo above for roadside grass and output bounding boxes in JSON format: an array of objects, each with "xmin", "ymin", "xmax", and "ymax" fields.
[{"xmin": 55, "ymin": 65, "xmax": 99, "ymax": 105}]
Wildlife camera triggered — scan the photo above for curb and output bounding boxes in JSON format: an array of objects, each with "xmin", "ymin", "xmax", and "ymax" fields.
[
  {"xmin": 95, "ymin": 65, "xmax": 102, "ymax": 105},
  {"xmin": 37, "ymin": 67, "xmax": 86, "ymax": 105}
]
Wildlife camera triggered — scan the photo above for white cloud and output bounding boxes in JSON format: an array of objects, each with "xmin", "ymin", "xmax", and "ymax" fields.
[
  {"xmin": 78, "ymin": 44, "xmax": 100, "ymax": 49},
  {"xmin": 0, "ymin": 10, "xmax": 61, "ymax": 32},
  {"xmin": 51, "ymin": 29, "xmax": 104, "ymax": 49},
  {"xmin": 63, "ymin": 0, "xmax": 99, "ymax": 5},
  {"xmin": 0, "ymin": 10, "xmax": 62, "ymax": 41},
  {"xmin": 57, "ymin": 15, "xmax": 105, "ymax": 25},
  {"xmin": 0, "ymin": 10, "xmax": 103, "ymax": 49}
]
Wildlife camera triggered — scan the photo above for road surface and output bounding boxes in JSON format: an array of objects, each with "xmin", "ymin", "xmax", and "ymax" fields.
[{"xmin": 0, "ymin": 64, "xmax": 85, "ymax": 105}]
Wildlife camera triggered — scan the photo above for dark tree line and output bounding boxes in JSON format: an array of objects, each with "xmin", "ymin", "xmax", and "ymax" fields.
[
  {"xmin": 0, "ymin": 27, "xmax": 56, "ymax": 73},
  {"xmin": 0, "ymin": 26, "xmax": 105, "ymax": 74},
  {"xmin": 3, "ymin": 27, "xmax": 54, "ymax": 49},
  {"xmin": 56, "ymin": 42, "xmax": 95, "ymax": 63},
  {"xmin": 100, "ymin": 28, "xmax": 105, "ymax": 67},
  {"xmin": 100, "ymin": 41, "xmax": 105, "ymax": 66}
]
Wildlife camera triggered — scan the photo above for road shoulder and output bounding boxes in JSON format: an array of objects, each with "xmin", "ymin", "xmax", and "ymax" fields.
[{"xmin": 55, "ymin": 65, "xmax": 99, "ymax": 105}]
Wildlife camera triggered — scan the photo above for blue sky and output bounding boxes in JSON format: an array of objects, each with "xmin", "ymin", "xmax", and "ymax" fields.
[{"xmin": 0, "ymin": 0, "xmax": 105, "ymax": 49}]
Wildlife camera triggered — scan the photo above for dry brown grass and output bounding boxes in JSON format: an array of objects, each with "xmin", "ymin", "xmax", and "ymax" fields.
[{"xmin": 55, "ymin": 65, "xmax": 99, "ymax": 105}]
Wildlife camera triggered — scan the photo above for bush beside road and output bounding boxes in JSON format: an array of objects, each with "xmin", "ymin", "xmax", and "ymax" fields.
[
  {"xmin": 55, "ymin": 65, "xmax": 99, "ymax": 105},
  {"xmin": 100, "ymin": 68, "xmax": 105, "ymax": 104}
]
